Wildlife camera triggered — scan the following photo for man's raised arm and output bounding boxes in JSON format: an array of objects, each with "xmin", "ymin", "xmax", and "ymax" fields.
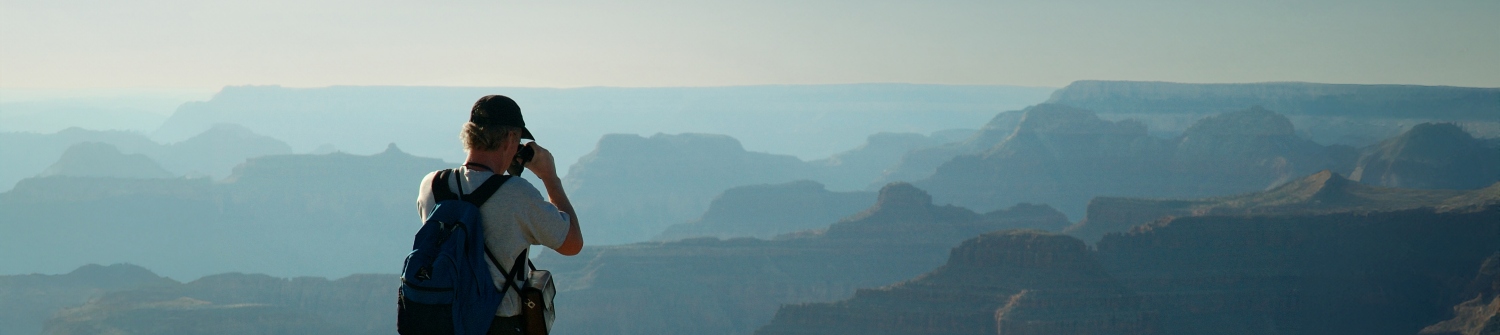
[{"xmin": 526, "ymin": 143, "xmax": 583, "ymax": 255}]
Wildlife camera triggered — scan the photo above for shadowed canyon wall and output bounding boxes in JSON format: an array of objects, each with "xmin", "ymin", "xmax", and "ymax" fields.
[{"xmin": 759, "ymin": 181, "xmax": 1500, "ymax": 335}]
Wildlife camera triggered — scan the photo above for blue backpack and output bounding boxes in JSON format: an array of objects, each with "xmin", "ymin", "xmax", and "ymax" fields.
[{"xmin": 398, "ymin": 169, "xmax": 526, "ymax": 335}]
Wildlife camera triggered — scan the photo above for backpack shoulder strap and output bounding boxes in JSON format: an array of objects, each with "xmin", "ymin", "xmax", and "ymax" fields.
[
  {"xmin": 430, "ymin": 169, "xmax": 459, "ymax": 203},
  {"xmin": 463, "ymin": 174, "xmax": 511, "ymax": 207},
  {"xmin": 432, "ymin": 169, "xmax": 511, "ymax": 206}
]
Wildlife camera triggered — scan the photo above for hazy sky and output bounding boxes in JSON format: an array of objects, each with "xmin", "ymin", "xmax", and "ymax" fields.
[{"xmin": 3, "ymin": 0, "xmax": 1497, "ymax": 90}]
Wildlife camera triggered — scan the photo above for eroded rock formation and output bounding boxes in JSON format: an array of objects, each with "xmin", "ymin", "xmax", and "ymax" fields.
[
  {"xmin": 1097, "ymin": 205, "xmax": 1500, "ymax": 334},
  {"xmin": 756, "ymin": 230, "xmax": 1154, "ymax": 335},
  {"xmin": 42, "ymin": 272, "xmax": 395, "ymax": 335},
  {"xmin": 761, "ymin": 175, "xmax": 1500, "ymax": 335},
  {"xmin": 1064, "ymin": 170, "xmax": 1481, "ymax": 243},
  {"xmin": 918, "ymin": 104, "xmax": 1353, "ymax": 219},
  {"xmin": 40, "ymin": 142, "xmax": 175, "ymax": 179},
  {"xmin": 1352, "ymin": 122, "xmax": 1500, "ymax": 190},
  {"xmin": 1044, "ymin": 80, "xmax": 1500, "ymax": 145},
  {"xmin": 0, "ymin": 264, "xmax": 177, "ymax": 335},
  {"xmin": 564, "ymin": 133, "xmax": 815, "ymax": 244},
  {"xmin": 538, "ymin": 183, "xmax": 1070, "ymax": 335},
  {"xmin": 654, "ymin": 180, "xmax": 875, "ymax": 241},
  {"xmin": 1422, "ymin": 252, "xmax": 1500, "ymax": 335}
]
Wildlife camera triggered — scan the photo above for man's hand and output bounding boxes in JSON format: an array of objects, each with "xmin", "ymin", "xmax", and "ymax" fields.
[{"xmin": 524, "ymin": 142, "xmax": 559, "ymax": 181}]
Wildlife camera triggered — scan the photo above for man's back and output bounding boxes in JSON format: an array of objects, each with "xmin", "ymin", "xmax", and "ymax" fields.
[{"xmin": 416, "ymin": 167, "xmax": 572, "ymax": 317}]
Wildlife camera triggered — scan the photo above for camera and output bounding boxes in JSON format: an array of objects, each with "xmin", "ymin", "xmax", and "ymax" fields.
[{"xmin": 508, "ymin": 142, "xmax": 535, "ymax": 176}]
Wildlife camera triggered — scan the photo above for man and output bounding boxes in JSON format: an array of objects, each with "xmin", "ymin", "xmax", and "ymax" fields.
[{"xmin": 416, "ymin": 94, "xmax": 584, "ymax": 334}]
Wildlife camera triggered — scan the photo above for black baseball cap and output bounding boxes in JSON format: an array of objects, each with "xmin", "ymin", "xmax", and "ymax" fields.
[{"xmin": 470, "ymin": 95, "xmax": 535, "ymax": 140}]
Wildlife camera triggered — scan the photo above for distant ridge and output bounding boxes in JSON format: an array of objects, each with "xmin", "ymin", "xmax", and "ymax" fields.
[
  {"xmin": 917, "ymin": 104, "xmax": 1352, "ymax": 218},
  {"xmin": 1047, "ymin": 80, "xmax": 1500, "ymax": 119},
  {"xmin": 1352, "ymin": 122, "xmax": 1500, "ymax": 190},
  {"xmin": 817, "ymin": 183, "xmax": 1071, "ymax": 242},
  {"xmin": 0, "ymin": 124, "xmax": 292, "ymax": 192},
  {"xmin": 0, "ymin": 264, "xmax": 176, "ymax": 335},
  {"xmin": 1064, "ymin": 170, "xmax": 1484, "ymax": 243},
  {"xmin": 149, "ymin": 84, "xmax": 1055, "ymax": 174},
  {"xmin": 28, "ymin": 265, "xmax": 393, "ymax": 335},
  {"xmin": 0, "ymin": 146, "xmax": 450, "ymax": 279},
  {"xmin": 41, "ymin": 142, "xmax": 174, "ymax": 179},
  {"xmin": 653, "ymin": 180, "xmax": 875, "ymax": 241}
]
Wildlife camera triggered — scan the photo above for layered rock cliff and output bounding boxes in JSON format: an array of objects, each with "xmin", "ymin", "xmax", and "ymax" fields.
[
  {"xmin": 653, "ymin": 180, "xmax": 875, "ymax": 241},
  {"xmin": 917, "ymin": 104, "xmax": 1167, "ymax": 218},
  {"xmin": 42, "ymin": 271, "xmax": 396, "ymax": 335},
  {"xmin": 1064, "ymin": 170, "xmax": 1479, "ymax": 243},
  {"xmin": 875, "ymin": 110, "xmax": 1027, "ymax": 186},
  {"xmin": 1168, "ymin": 106, "xmax": 1355, "ymax": 192},
  {"xmin": 1352, "ymin": 122, "xmax": 1500, "ymax": 190},
  {"xmin": 1096, "ymin": 205, "xmax": 1500, "ymax": 334},
  {"xmin": 762, "ymin": 183, "xmax": 1500, "ymax": 335},
  {"xmin": 564, "ymin": 133, "xmax": 816, "ymax": 244},
  {"xmin": 917, "ymin": 104, "xmax": 1352, "ymax": 219},
  {"xmin": 0, "ymin": 264, "xmax": 177, "ymax": 335},
  {"xmin": 537, "ymin": 183, "xmax": 1070, "ymax": 335},
  {"xmin": 1422, "ymin": 252, "xmax": 1500, "ymax": 335},
  {"xmin": 755, "ymin": 230, "xmax": 1154, "ymax": 335}
]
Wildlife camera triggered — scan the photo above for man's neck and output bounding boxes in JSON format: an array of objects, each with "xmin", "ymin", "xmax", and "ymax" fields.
[
  {"xmin": 463, "ymin": 162, "xmax": 494, "ymax": 172},
  {"xmin": 463, "ymin": 150, "xmax": 511, "ymax": 174}
]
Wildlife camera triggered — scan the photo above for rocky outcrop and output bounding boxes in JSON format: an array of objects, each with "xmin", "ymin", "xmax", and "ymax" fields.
[
  {"xmin": 918, "ymin": 105, "xmax": 1353, "ymax": 219},
  {"xmin": 654, "ymin": 180, "xmax": 875, "ymax": 241},
  {"xmin": 1, "ymin": 128, "xmax": 164, "ymax": 191},
  {"xmin": 42, "ymin": 271, "xmax": 396, "ymax": 335},
  {"xmin": 40, "ymin": 142, "xmax": 175, "ymax": 179},
  {"xmin": 1352, "ymin": 123, "xmax": 1500, "ymax": 190},
  {"xmin": 536, "ymin": 183, "xmax": 1071, "ymax": 335},
  {"xmin": 0, "ymin": 264, "xmax": 177, "ymax": 335},
  {"xmin": 1423, "ymin": 252, "xmax": 1500, "ymax": 335},
  {"xmin": 917, "ymin": 104, "xmax": 1170, "ymax": 218},
  {"xmin": 875, "ymin": 110, "xmax": 1027, "ymax": 186},
  {"xmin": 756, "ymin": 230, "xmax": 1154, "ymax": 335},
  {"xmin": 821, "ymin": 183, "xmax": 1070, "ymax": 242},
  {"xmin": 1064, "ymin": 170, "xmax": 1480, "ymax": 243},
  {"xmin": 158, "ymin": 123, "xmax": 293, "ymax": 178},
  {"xmin": 564, "ymin": 133, "xmax": 816, "ymax": 244},
  {"xmin": 1169, "ymin": 106, "xmax": 1355, "ymax": 192},
  {"xmin": 1442, "ymin": 183, "xmax": 1500, "ymax": 212},
  {"xmin": 1062, "ymin": 197, "xmax": 1206, "ymax": 245},
  {"xmin": 762, "ymin": 184, "xmax": 1500, "ymax": 335}
]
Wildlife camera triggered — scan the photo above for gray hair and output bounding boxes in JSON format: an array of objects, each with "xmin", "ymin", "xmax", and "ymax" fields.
[{"xmin": 461, "ymin": 122, "xmax": 521, "ymax": 151}]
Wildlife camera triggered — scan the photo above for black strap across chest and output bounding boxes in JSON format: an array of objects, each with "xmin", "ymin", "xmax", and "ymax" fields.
[{"xmin": 431, "ymin": 168, "xmax": 511, "ymax": 207}]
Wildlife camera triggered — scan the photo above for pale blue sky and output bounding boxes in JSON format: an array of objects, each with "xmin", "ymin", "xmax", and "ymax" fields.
[{"xmin": 3, "ymin": 0, "xmax": 1497, "ymax": 90}]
